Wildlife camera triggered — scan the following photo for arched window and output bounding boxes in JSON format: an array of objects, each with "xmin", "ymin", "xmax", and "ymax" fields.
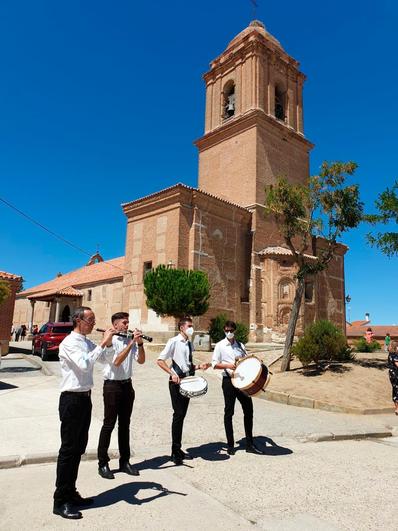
[
  {"xmin": 223, "ymin": 81, "xmax": 235, "ymax": 119},
  {"xmin": 275, "ymin": 85, "xmax": 286, "ymax": 121},
  {"xmin": 279, "ymin": 279, "xmax": 293, "ymax": 300}
]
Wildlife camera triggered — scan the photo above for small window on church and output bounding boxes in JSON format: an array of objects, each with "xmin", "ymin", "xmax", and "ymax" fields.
[
  {"xmin": 305, "ymin": 281, "xmax": 314, "ymax": 303},
  {"xmin": 275, "ymin": 85, "xmax": 286, "ymax": 121},
  {"xmin": 87, "ymin": 289, "xmax": 92, "ymax": 302},
  {"xmin": 143, "ymin": 261, "xmax": 152, "ymax": 279},
  {"xmin": 223, "ymin": 82, "xmax": 235, "ymax": 119}
]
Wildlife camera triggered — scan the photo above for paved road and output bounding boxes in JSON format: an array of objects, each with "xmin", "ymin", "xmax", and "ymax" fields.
[{"xmin": 1, "ymin": 343, "xmax": 398, "ymax": 530}]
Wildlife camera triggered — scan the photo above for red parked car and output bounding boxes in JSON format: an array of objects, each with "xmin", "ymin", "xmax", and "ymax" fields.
[{"xmin": 32, "ymin": 322, "xmax": 73, "ymax": 360}]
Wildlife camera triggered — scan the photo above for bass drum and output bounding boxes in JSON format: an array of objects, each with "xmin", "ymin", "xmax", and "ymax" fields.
[{"xmin": 231, "ymin": 355, "xmax": 271, "ymax": 397}]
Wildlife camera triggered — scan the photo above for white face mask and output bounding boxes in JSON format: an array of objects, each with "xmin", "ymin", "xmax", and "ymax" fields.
[
  {"xmin": 185, "ymin": 326, "xmax": 194, "ymax": 336},
  {"xmin": 225, "ymin": 331, "xmax": 235, "ymax": 340}
]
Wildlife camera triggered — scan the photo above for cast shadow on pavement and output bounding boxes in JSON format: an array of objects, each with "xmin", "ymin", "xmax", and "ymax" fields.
[
  {"xmin": 236, "ymin": 436, "xmax": 293, "ymax": 456},
  {"xmin": 86, "ymin": 481, "xmax": 187, "ymax": 509},
  {"xmin": 132, "ymin": 455, "xmax": 194, "ymax": 471},
  {"xmin": 0, "ymin": 366, "xmax": 40, "ymax": 374},
  {"xmin": 186, "ymin": 441, "xmax": 230, "ymax": 461},
  {"xmin": 0, "ymin": 380, "xmax": 18, "ymax": 390}
]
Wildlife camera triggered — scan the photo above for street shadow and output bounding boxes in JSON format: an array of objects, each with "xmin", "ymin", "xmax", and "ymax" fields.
[
  {"xmin": 352, "ymin": 358, "xmax": 387, "ymax": 370},
  {"xmin": 186, "ymin": 441, "xmax": 230, "ymax": 461},
  {"xmin": 85, "ymin": 481, "xmax": 187, "ymax": 509},
  {"xmin": 0, "ymin": 381, "xmax": 18, "ymax": 390},
  {"xmin": 236, "ymin": 436, "xmax": 293, "ymax": 456},
  {"xmin": 0, "ymin": 366, "xmax": 40, "ymax": 374},
  {"xmin": 300, "ymin": 364, "xmax": 352, "ymax": 376},
  {"xmin": 131, "ymin": 455, "xmax": 193, "ymax": 471},
  {"xmin": 8, "ymin": 346, "xmax": 32, "ymax": 354}
]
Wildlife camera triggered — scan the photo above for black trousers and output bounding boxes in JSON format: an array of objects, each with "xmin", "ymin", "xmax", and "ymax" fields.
[
  {"xmin": 222, "ymin": 376, "xmax": 253, "ymax": 447},
  {"xmin": 169, "ymin": 381, "xmax": 190, "ymax": 453},
  {"xmin": 97, "ymin": 380, "xmax": 135, "ymax": 467},
  {"xmin": 54, "ymin": 391, "xmax": 92, "ymax": 505}
]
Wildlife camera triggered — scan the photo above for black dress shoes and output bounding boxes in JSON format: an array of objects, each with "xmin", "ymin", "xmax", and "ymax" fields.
[
  {"xmin": 246, "ymin": 444, "xmax": 264, "ymax": 455},
  {"xmin": 98, "ymin": 464, "xmax": 115, "ymax": 479},
  {"xmin": 71, "ymin": 492, "xmax": 94, "ymax": 507},
  {"xmin": 53, "ymin": 502, "xmax": 82, "ymax": 519},
  {"xmin": 119, "ymin": 462, "xmax": 140, "ymax": 476},
  {"xmin": 171, "ymin": 453, "xmax": 183, "ymax": 465},
  {"xmin": 227, "ymin": 446, "xmax": 236, "ymax": 455},
  {"xmin": 177, "ymin": 449, "xmax": 193, "ymax": 460}
]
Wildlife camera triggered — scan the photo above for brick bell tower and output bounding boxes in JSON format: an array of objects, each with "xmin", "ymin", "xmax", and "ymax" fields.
[{"xmin": 195, "ymin": 20, "xmax": 313, "ymax": 208}]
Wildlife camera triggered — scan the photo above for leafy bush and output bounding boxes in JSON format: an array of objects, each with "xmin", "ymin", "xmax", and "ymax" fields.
[
  {"xmin": 291, "ymin": 319, "xmax": 353, "ymax": 366},
  {"xmin": 208, "ymin": 313, "xmax": 249, "ymax": 344},
  {"xmin": 144, "ymin": 265, "xmax": 210, "ymax": 318},
  {"xmin": 0, "ymin": 281, "xmax": 11, "ymax": 306},
  {"xmin": 353, "ymin": 337, "xmax": 379, "ymax": 353}
]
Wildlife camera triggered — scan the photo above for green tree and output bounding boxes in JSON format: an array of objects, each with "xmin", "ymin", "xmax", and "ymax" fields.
[
  {"xmin": 264, "ymin": 161, "xmax": 363, "ymax": 371},
  {"xmin": 366, "ymin": 180, "xmax": 398, "ymax": 257},
  {"xmin": 0, "ymin": 280, "xmax": 11, "ymax": 306},
  {"xmin": 144, "ymin": 265, "xmax": 210, "ymax": 318}
]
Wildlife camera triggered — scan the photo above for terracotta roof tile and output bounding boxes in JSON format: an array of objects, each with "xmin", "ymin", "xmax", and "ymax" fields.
[
  {"xmin": 0, "ymin": 271, "xmax": 22, "ymax": 280},
  {"xmin": 258, "ymin": 246, "xmax": 317, "ymax": 261},
  {"xmin": 19, "ymin": 257, "xmax": 125, "ymax": 297},
  {"xmin": 346, "ymin": 325, "xmax": 398, "ymax": 338},
  {"xmin": 122, "ymin": 183, "xmax": 250, "ymax": 213}
]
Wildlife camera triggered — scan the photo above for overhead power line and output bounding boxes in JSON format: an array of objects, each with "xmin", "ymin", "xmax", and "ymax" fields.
[{"xmin": 0, "ymin": 195, "xmax": 131, "ymax": 276}]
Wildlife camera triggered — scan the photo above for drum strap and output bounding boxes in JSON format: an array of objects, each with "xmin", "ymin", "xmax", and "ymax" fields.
[
  {"xmin": 224, "ymin": 340, "xmax": 245, "ymax": 378},
  {"xmin": 172, "ymin": 341, "xmax": 195, "ymax": 378}
]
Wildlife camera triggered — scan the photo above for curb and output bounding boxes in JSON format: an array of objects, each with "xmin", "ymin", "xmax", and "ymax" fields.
[
  {"xmin": 260, "ymin": 389, "xmax": 394, "ymax": 415},
  {"xmin": 297, "ymin": 429, "xmax": 393, "ymax": 443},
  {"xmin": 0, "ymin": 449, "xmax": 120, "ymax": 470},
  {"xmin": 19, "ymin": 353, "xmax": 53, "ymax": 376}
]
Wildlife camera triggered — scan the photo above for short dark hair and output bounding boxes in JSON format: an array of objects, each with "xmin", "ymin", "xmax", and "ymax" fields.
[
  {"xmin": 224, "ymin": 320, "xmax": 237, "ymax": 331},
  {"xmin": 72, "ymin": 306, "xmax": 92, "ymax": 327},
  {"xmin": 112, "ymin": 312, "xmax": 129, "ymax": 324},
  {"xmin": 178, "ymin": 316, "xmax": 192, "ymax": 330}
]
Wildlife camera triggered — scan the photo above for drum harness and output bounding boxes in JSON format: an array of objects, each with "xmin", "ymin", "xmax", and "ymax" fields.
[
  {"xmin": 224, "ymin": 340, "xmax": 246, "ymax": 378},
  {"xmin": 171, "ymin": 340, "xmax": 195, "ymax": 380}
]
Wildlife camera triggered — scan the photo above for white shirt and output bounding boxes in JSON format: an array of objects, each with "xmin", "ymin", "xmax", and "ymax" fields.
[
  {"xmin": 101, "ymin": 335, "xmax": 138, "ymax": 381},
  {"xmin": 212, "ymin": 337, "xmax": 247, "ymax": 376},
  {"xmin": 59, "ymin": 331, "xmax": 114, "ymax": 392},
  {"xmin": 158, "ymin": 334, "xmax": 193, "ymax": 375}
]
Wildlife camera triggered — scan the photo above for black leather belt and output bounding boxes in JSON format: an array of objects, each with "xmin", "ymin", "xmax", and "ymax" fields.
[
  {"xmin": 104, "ymin": 378, "xmax": 131, "ymax": 384},
  {"xmin": 62, "ymin": 390, "xmax": 91, "ymax": 397}
]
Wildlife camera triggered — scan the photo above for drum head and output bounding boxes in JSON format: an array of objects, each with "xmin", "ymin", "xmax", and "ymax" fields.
[
  {"xmin": 232, "ymin": 356, "xmax": 262, "ymax": 389},
  {"xmin": 180, "ymin": 376, "xmax": 207, "ymax": 393}
]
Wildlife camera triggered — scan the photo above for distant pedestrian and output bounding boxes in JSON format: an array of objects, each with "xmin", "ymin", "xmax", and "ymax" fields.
[
  {"xmin": 15, "ymin": 326, "xmax": 22, "ymax": 341},
  {"xmin": 387, "ymin": 340, "xmax": 398, "ymax": 415},
  {"xmin": 20, "ymin": 324, "xmax": 27, "ymax": 341},
  {"xmin": 364, "ymin": 327, "xmax": 374, "ymax": 344},
  {"xmin": 10, "ymin": 324, "xmax": 15, "ymax": 340},
  {"xmin": 32, "ymin": 324, "xmax": 38, "ymax": 335},
  {"xmin": 384, "ymin": 333, "xmax": 391, "ymax": 353}
]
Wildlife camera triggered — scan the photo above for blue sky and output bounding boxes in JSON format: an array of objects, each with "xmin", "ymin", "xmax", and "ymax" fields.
[{"xmin": 0, "ymin": 0, "xmax": 397, "ymax": 324}]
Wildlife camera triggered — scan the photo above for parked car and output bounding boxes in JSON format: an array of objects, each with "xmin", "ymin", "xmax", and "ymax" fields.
[{"xmin": 32, "ymin": 322, "xmax": 73, "ymax": 360}]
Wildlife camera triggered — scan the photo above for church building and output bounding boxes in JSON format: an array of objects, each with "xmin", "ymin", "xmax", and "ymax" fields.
[
  {"xmin": 14, "ymin": 21, "xmax": 347, "ymax": 343},
  {"xmin": 121, "ymin": 20, "xmax": 347, "ymax": 342}
]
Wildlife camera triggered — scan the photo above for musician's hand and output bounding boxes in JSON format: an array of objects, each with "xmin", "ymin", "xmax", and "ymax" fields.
[
  {"xmin": 102, "ymin": 328, "xmax": 117, "ymax": 347},
  {"xmin": 132, "ymin": 328, "xmax": 142, "ymax": 343},
  {"xmin": 198, "ymin": 362, "xmax": 211, "ymax": 371},
  {"xmin": 171, "ymin": 373, "xmax": 180, "ymax": 384}
]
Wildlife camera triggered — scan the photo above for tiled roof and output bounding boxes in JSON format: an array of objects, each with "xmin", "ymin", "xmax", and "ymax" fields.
[
  {"xmin": 0, "ymin": 271, "xmax": 22, "ymax": 281},
  {"xmin": 347, "ymin": 320, "xmax": 370, "ymax": 327},
  {"xmin": 122, "ymin": 183, "xmax": 251, "ymax": 213},
  {"xmin": 346, "ymin": 325, "xmax": 398, "ymax": 339},
  {"xmin": 258, "ymin": 246, "xmax": 317, "ymax": 261},
  {"xmin": 28, "ymin": 286, "xmax": 84, "ymax": 300},
  {"xmin": 19, "ymin": 257, "xmax": 125, "ymax": 298}
]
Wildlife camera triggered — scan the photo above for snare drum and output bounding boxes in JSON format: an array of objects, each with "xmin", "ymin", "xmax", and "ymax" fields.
[
  {"xmin": 231, "ymin": 355, "xmax": 270, "ymax": 396},
  {"xmin": 179, "ymin": 376, "xmax": 208, "ymax": 399}
]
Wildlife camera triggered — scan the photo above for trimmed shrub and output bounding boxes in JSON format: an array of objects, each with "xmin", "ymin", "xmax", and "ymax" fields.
[
  {"xmin": 208, "ymin": 313, "xmax": 249, "ymax": 344},
  {"xmin": 291, "ymin": 319, "xmax": 353, "ymax": 366},
  {"xmin": 353, "ymin": 337, "xmax": 379, "ymax": 353}
]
